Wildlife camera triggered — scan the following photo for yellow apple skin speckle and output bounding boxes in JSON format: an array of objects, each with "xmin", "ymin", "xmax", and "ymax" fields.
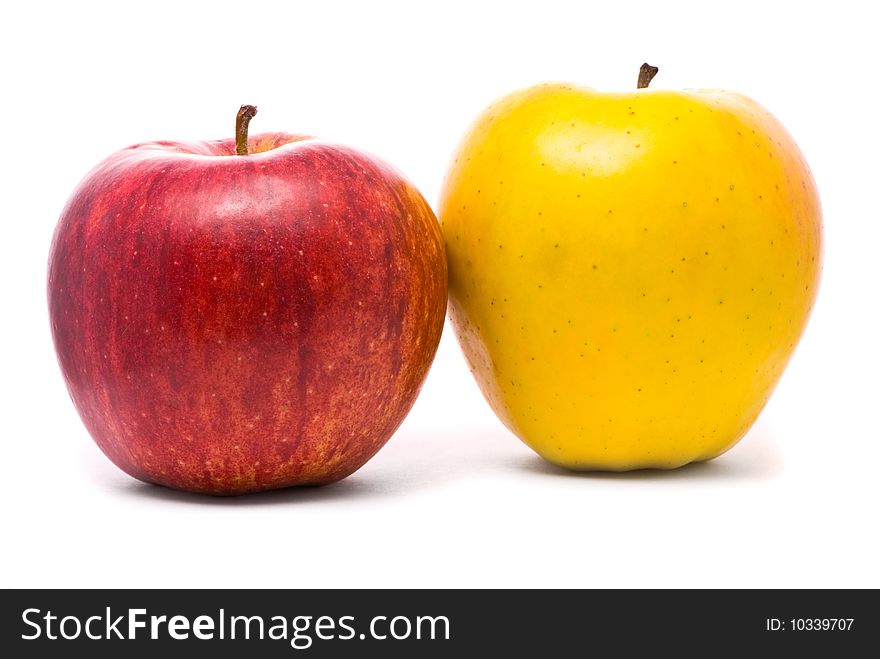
[{"xmin": 439, "ymin": 82, "xmax": 822, "ymax": 470}]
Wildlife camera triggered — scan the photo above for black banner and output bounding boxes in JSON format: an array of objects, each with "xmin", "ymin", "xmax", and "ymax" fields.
[{"xmin": 1, "ymin": 589, "xmax": 875, "ymax": 656}]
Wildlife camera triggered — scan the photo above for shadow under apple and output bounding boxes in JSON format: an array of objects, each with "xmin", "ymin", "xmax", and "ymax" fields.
[
  {"xmin": 512, "ymin": 420, "xmax": 784, "ymax": 482},
  {"xmin": 80, "ymin": 417, "xmax": 783, "ymax": 505},
  {"xmin": 116, "ymin": 475, "xmax": 391, "ymax": 506}
]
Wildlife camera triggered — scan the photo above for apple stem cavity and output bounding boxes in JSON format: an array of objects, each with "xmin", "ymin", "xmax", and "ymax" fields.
[
  {"xmin": 235, "ymin": 105, "xmax": 258, "ymax": 155},
  {"xmin": 637, "ymin": 63, "xmax": 659, "ymax": 89}
]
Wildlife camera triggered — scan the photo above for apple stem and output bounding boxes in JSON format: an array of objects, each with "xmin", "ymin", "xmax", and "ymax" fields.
[
  {"xmin": 235, "ymin": 105, "xmax": 258, "ymax": 155},
  {"xmin": 637, "ymin": 63, "xmax": 659, "ymax": 89}
]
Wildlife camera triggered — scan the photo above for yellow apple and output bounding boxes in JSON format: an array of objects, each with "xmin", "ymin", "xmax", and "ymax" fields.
[{"xmin": 439, "ymin": 65, "xmax": 822, "ymax": 470}]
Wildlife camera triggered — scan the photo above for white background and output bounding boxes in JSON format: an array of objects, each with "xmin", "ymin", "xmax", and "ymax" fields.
[{"xmin": 2, "ymin": 0, "xmax": 878, "ymax": 588}]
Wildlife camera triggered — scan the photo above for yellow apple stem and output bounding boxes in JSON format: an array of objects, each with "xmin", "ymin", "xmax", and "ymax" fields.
[
  {"xmin": 235, "ymin": 105, "xmax": 258, "ymax": 155},
  {"xmin": 637, "ymin": 63, "xmax": 659, "ymax": 89}
]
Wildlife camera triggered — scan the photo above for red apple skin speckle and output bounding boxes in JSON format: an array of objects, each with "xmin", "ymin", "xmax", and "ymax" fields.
[{"xmin": 48, "ymin": 133, "xmax": 447, "ymax": 495}]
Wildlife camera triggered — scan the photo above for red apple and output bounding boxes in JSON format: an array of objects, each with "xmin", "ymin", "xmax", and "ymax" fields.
[{"xmin": 48, "ymin": 106, "xmax": 447, "ymax": 495}]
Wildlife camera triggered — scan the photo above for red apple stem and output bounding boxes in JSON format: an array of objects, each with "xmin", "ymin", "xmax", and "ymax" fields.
[
  {"xmin": 637, "ymin": 63, "xmax": 659, "ymax": 89},
  {"xmin": 235, "ymin": 105, "xmax": 258, "ymax": 155}
]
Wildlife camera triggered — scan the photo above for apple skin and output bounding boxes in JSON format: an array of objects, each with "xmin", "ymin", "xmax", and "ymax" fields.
[
  {"xmin": 48, "ymin": 132, "xmax": 447, "ymax": 495},
  {"xmin": 440, "ymin": 83, "xmax": 822, "ymax": 470}
]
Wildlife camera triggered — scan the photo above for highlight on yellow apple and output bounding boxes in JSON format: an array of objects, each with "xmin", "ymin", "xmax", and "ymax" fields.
[{"xmin": 439, "ymin": 64, "xmax": 822, "ymax": 470}]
